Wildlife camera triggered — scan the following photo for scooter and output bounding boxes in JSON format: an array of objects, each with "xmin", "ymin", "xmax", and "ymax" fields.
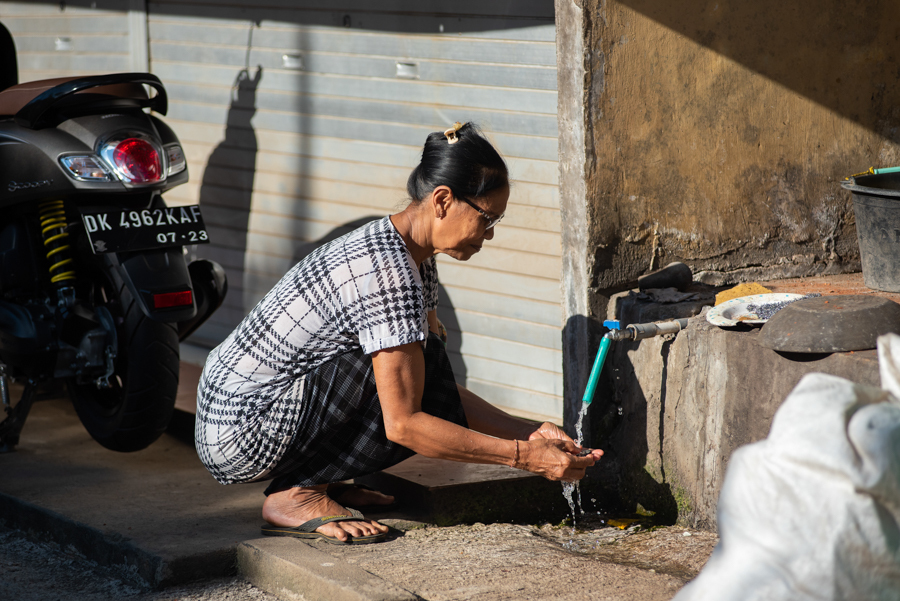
[{"xmin": 0, "ymin": 23, "xmax": 226, "ymax": 452}]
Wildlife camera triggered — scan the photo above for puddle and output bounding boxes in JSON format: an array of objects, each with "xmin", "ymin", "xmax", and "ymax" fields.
[
  {"xmin": 550, "ymin": 397, "xmax": 717, "ymax": 582},
  {"xmin": 533, "ymin": 515, "xmax": 718, "ymax": 583}
]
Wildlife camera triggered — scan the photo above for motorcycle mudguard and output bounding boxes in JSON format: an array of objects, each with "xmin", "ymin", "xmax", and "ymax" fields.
[{"xmin": 112, "ymin": 248, "xmax": 197, "ymax": 323}]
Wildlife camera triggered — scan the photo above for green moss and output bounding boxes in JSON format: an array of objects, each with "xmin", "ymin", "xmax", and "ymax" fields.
[
  {"xmin": 672, "ymin": 485, "xmax": 692, "ymax": 517},
  {"xmin": 634, "ymin": 503, "xmax": 656, "ymax": 517},
  {"xmin": 643, "ymin": 463, "xmax": 663, "ymax": 483}
]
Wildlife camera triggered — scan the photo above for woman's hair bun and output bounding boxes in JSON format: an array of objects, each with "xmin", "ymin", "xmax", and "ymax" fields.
[{"xmin": 407, "ymin": 122, "xmax": 508, "ymax": 203}]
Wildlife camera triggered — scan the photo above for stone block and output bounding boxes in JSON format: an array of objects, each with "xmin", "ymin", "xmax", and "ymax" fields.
[
  {"xmin": 237, "ymin": 537, "xmax": 416, "ymax": 601},
  {"xmin": 356, "ymin": 455, "xmax": 574, "ymax": 526},
  {"xmin": 592, "ymin": 314, "xmax": 881, "ymax": 530}
]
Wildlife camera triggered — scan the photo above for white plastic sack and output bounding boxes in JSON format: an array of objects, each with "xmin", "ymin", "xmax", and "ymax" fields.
[{"xmin": 675, "ymin": 333, "xmax": 900, "ymax": 601}]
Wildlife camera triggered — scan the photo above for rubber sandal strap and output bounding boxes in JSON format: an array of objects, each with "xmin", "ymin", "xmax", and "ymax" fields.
[{"xmin": 296, "ymin": 507, "xmax": 365, "ymax": 533}]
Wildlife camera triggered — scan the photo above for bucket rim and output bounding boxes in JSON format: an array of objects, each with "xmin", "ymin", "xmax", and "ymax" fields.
[{"xmin": 841, "ymin": 176, "xmax": 900, "ymax": 197}]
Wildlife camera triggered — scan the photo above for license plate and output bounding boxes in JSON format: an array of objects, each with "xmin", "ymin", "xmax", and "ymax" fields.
[{"xmin": 80, "ymin": 205, "xmax": 210, "ymax": 254}]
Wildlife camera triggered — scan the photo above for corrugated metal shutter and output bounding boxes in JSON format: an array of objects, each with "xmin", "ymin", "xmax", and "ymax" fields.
[
  {"xmin": 154, "ymin": 2, "xmax": 562, "ymax": 421},
  {"xmin": 0, "ymin": 1, "xmax": 147, "ymax": 79}
]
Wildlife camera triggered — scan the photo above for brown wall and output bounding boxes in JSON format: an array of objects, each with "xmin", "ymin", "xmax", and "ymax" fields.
[{"xmin": 582, "ymin": 0, "xmax": 900, "ymax": 294}]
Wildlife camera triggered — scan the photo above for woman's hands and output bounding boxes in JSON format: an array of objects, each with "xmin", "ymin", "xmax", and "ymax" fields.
[
  {"xmin": 513, "ymin": 439, "xmax": 593, "ymax": 481},
  {"xmin": 515, "ymin": 422, "xmax": 604, "ymax": 481}
]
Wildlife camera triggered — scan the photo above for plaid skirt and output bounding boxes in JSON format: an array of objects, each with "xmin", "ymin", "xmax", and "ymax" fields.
[{"xmin": 196, "ymin": 333, "xmax": 467, "ymax": 493}]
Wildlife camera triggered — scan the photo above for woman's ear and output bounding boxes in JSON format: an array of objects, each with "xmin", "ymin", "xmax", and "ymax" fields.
[{"xmin": 431, "ymin": 186, "xmax": 453, "ymax": 219}]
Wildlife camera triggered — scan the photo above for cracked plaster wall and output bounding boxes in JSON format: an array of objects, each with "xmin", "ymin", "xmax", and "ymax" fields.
[
  {"xmin": 569, "ymin": 0, "xmax": 900, "ymax": 300},
  {"xmin": 557, "ymin": 0, "xmax": 900, "ymax": 528}
]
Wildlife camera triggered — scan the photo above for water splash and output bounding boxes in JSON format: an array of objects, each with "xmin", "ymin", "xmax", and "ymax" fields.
[{"xmin": 562, "ymin": 401, "xmax": 591, "ymax": 546}]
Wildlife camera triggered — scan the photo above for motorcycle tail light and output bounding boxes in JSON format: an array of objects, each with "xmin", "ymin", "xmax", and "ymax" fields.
[
  {"xmin": 59, "ymin": 155, "xmax": 114, "ymax": 181},
  {"xmin": 165, "ymin": 144, "xmax": 186, "ymax": 176},
  {"xmin": 153, "ymin": 290, "xmax": 193, "ymax": 309},
  {"xmin": 110, "ymin": 138, "xmax": 162, "ymax": 184}
]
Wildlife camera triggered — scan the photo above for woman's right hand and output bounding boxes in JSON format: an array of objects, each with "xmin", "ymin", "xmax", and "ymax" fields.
[{"xmin": 515, "ymin": 438, "xmax": 602, "ymax": 482}]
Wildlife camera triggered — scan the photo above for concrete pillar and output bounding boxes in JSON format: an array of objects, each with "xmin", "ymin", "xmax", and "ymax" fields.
[{"xmin": 555, "ymin": 0, "xmax": 597, "ymax": 440}]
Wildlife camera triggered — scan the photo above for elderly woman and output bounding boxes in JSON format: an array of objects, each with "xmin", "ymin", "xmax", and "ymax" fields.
[{"xmin": 195, "ymin": 122, "xmax": 603, "ymax": 544}]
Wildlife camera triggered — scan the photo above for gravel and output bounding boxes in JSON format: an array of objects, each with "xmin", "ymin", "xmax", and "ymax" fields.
[{"xmin": 0, "ymin": 526, "xmax": 278, "ymax": 601}]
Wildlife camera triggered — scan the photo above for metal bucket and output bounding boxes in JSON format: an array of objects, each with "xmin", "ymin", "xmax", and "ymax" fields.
[{"xmin": 841, "ymin": 173, "xmax": 900, "ymax": 292}]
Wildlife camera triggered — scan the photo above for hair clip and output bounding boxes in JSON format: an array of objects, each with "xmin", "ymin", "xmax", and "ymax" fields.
[{"xmin": 444, "ymin": 122, "xmax": 464, "ymax": 144}]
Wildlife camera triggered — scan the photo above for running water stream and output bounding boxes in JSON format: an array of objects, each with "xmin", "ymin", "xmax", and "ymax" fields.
[
  {"xmin": 562, "ymin": 328, "xmax": 616, "ymax": 544},
  {"xmin": 562, "ymin": 400, "xmax": 590, "ymax": 547}
]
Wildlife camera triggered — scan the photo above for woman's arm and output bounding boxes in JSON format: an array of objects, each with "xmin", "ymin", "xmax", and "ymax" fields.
[{"xmin": 372, "ymin": 341, "xmax": 601, "ymax": 481}]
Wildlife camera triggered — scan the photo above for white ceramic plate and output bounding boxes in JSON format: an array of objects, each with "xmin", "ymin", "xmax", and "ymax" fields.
[{"xmin": 706, "ymin": 293, "xmax": 805, "ymax": 327}]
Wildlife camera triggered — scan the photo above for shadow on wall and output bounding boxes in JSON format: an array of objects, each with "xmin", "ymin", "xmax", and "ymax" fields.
[
  {"xmin": 0, "ymin": 22, "xmax": 17, "ymax": 90},
  {"xmin": 565, "ymin": 314, "xmax": 678, "ymax": 522},
  {"xmin": 603, "ymin": 336, "xmax": 679, "ymax": 523},
  {"xmin": 618, "ymin": 0, "xmax": 900, "ymax": 137},
  {"xmin": 292, "ymin": 218, "xmax": 467, "ymax": 385},
  {"xmin": 197, "ymin": 66, "xmax": 262, "ymax": 330},
  {"xmin": 561, "ymin": 314, "xmax": 605, "ymax": 439}
]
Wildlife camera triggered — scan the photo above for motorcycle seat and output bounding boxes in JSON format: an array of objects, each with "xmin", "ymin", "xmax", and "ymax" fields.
[{"xmin": 0, "ymin": 76, "xmax": 148, "ymax": 117}]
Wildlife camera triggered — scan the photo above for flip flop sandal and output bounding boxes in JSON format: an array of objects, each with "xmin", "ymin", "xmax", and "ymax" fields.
[
  {"xmin": 260, "ymin": 507, "xmax": 387, "ymax": 545},
  {"xmin": 327, "ymin": 482, "xmax": 399, "ymax": 512}
]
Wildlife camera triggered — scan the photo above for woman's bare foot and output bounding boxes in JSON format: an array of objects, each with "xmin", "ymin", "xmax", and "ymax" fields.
[
  {"xmin": 327, "ymin": 483, "xmax": 395, "ymax": 508},
  {"xmin": 262, "ymin": 484, "xmax": 388, "ymax": 542}
]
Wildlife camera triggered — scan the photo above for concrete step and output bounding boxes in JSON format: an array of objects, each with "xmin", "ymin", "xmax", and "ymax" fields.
[
  {"xmin": 0, "ymin": 392, "xmax": 572, "ymax": 592},
  {"xmin": 358, "ymin": 455, "xmax": 570, "ymax": 526},
  {"xmin": 237, "ymin": 537, "xmax": 418, "ymax": 601}
]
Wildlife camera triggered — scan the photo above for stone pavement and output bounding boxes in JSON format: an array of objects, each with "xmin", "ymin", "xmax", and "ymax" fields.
[{"xmin": 0, "ymin": 389, "xmax": 712, "ymax": 600}]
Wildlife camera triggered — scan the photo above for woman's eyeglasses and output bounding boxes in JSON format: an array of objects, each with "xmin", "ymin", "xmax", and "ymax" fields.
[{"xmin": 458, "ymin": 196, "xmax": 504, "ymax": 230}]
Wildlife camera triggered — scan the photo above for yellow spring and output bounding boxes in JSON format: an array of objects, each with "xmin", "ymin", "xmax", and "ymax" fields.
[{"xmin": 38, "ymin": 200, "xmax": 76, "ymax": 284}]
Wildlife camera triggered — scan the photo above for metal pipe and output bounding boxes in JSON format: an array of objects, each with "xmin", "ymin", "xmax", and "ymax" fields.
[
  {"xmin": 580, "ymin": 317, "xmax": 690, "ymax": 406},
  {"xmin": 626, "ymin": 317, "xmax": 689, "ymax": 341}
]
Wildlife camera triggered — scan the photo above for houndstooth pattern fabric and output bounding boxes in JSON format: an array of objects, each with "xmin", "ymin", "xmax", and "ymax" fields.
[
  {"xmin": 263, "ymin": 332, "xmax": 466, "ymax": 493},
  {"xmin": 195, "ymin": 217, "xmax": 440, "ymax": 485}
]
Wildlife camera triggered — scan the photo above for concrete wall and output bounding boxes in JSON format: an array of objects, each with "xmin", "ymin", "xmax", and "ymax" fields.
[
  {"xmin": 557, "ymin": 0, "xmax": 900, "ymax": 302},
  {"xmin": 556, "ymin": 0, "xmax": 900, "ymax": 471},
  {"xmin": 590, "ymin": 317, "xmax": 882, "ymax": 529}
]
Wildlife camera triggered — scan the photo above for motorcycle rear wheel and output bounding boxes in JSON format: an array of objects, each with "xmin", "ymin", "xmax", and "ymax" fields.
[{"xmin": 67, "ymin": 282, "xmax": 179, "ymax": 452}]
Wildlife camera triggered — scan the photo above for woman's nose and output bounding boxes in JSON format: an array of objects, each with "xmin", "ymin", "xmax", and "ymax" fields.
[{"xmin": 483, "ymin": 227, "xmax": 495, "ymax": 241}]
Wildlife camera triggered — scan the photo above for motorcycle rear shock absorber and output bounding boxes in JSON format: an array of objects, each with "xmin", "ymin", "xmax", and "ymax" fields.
[{"xmin": 38, "ymin": 200, "xmax": 77, "ymax": 286}]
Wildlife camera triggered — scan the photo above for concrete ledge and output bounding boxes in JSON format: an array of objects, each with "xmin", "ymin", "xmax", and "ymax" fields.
[
  {"xmin": 0, "ymin": 491, "xmax": 235, "ymax": 588},
  {"xmin": 237, "ymin": 537, "xmax": 417, "ymax": 601},
  {"xmin": 593, "ymin": 314, "xmax": 883, "ymax": 530},
  {"xmin": 0, "ymin": 492, "xmax": 164, "ymax": 587},
  {"xmin": 356, "ymin": 455, "xmax": 574, "ymax": 526}
]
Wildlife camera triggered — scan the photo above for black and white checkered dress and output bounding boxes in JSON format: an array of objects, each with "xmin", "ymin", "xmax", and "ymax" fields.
[{"xmin": 195, "ymin": 217, "xmax": 466, "ymax": 490}]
